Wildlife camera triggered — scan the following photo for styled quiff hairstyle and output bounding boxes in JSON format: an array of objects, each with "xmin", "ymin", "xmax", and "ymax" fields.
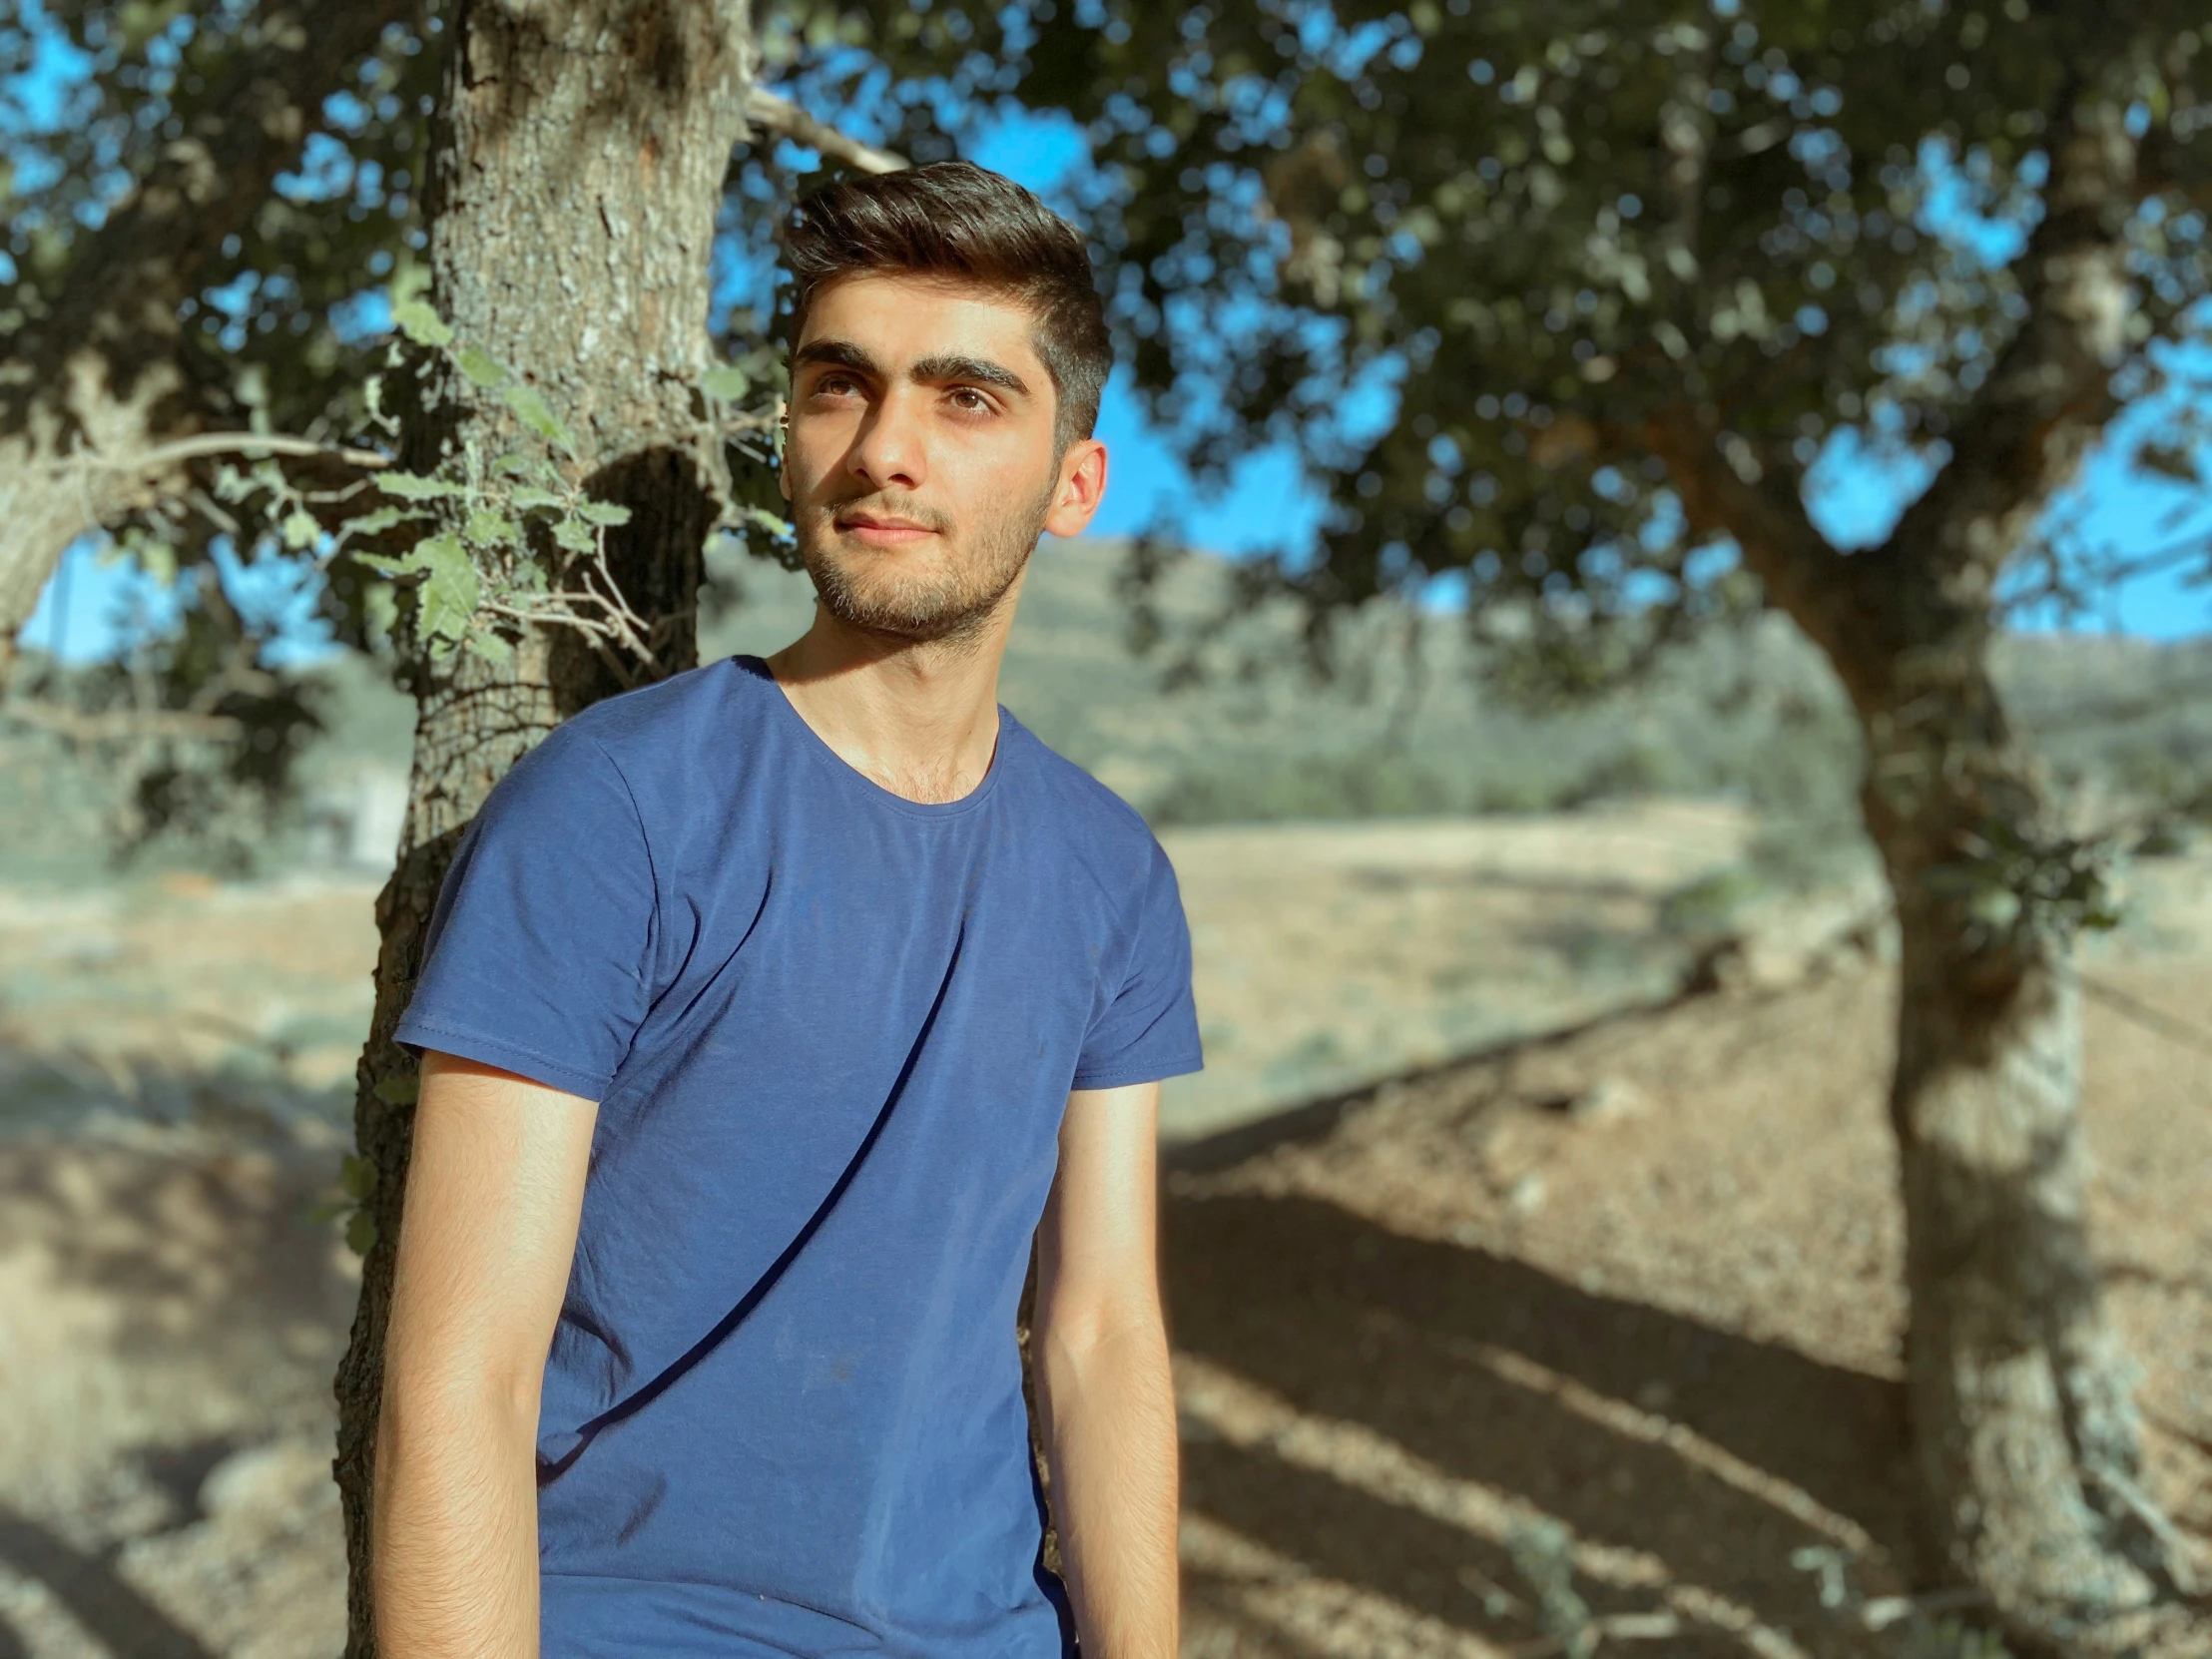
[{"xmin": 785, "ymin": 161, "xmax": 1113, "ymax": 454}]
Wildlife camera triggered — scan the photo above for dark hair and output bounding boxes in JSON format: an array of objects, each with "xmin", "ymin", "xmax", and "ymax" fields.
[{"xmin": 785, "ymin": 161, "xmax": 1112, "ymax": 454}]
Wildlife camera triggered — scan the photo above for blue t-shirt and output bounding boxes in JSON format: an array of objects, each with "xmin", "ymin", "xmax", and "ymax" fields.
[{"xmin": 393, "ymin": 654, "xmax": 1203, "ymax": 1659}]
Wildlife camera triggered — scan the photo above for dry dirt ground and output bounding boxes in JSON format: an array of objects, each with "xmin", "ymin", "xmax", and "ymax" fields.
[{"xmin": 0, "ymin": 811, "xmax": 2207, "ymax": 1657}]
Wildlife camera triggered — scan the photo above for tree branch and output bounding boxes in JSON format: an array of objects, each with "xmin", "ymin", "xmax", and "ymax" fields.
[
  {"xmin": 37, "ymin": 432, "xmax": 393, "ymax": 480},
  {"xmin": 745, "ymin": 89, "xmax": 909, "ymax": 175},
  {"xmin": 1880, "ymin": 85, "xmax": 2139, "ymax": 588},
  {"xmin": 1636, "ymin": 412, "xmax": 1889, "ymax": 705},
  {"xmin": 0, "ymin": 0, "xmax": 408, "ymax": 667}
]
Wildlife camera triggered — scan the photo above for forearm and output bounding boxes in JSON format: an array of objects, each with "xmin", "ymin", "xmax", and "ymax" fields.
[
  {"xmin": 371, "ymin": 1378, "xmax": 542, "ymax": 1658},
  {"xmin": 1038, "ymin": 1314, "xmax": 1181, "ymax": 1659}
]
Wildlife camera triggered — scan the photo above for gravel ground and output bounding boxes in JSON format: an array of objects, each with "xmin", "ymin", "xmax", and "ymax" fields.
[
  {"xmin": 0, "ymin": 828, "xmax": 2206, "ymax": 1657},
  {"xmin": 1166, "ymin": 947, "xmax": 2212, "ymax": 1659}
]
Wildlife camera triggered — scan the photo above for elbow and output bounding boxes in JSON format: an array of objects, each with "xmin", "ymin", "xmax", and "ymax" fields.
[
  {"xmin": 380, "ymin": 1354, "xmax": 543, "ymax": 1457},
  {"xmin": 1036, "ymin": 1292, "xmax": 1168, "ymax": 1375}
]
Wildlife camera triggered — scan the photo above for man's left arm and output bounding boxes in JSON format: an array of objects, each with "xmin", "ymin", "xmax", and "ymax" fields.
[{"xmin": 1033, "ymin": 1080, "xmax": 1179, "ymax": 1659}]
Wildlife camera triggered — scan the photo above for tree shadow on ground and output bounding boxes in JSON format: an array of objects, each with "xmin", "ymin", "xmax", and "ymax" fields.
[
  {"xmin": 0, "ymin": 1504, "xmax": 215, "ymax": 1659},
  {"xmin": 0, "ymin": 1120, "xmax": 355, "ymax": 1361},
  {"xmin": 1162, "ymin": 1186, "xmax": 1915, "ymax": 1658}
]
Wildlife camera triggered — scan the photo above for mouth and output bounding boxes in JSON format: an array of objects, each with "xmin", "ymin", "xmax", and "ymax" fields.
[{"xmin": 833, "ymin": 510, "xmax": 939, "ymax": 547}]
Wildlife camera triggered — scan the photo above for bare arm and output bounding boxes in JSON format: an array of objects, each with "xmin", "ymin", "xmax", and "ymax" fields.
[
  {"xmin": 372, "ymin": 1049, "xmax": 598, "ymax": 1659},
  {"xmin": 1033, "ymin": 1081, "xmax": 1179, "ymax": 1659}
]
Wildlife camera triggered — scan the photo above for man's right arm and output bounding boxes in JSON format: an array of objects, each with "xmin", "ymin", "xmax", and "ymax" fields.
[{"xmin": 372, "ymin": 1048, "xmax": 598, "ymax": 1659}]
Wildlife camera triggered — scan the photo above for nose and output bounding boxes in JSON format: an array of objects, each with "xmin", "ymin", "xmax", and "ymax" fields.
[{"xmin": 844, "ymin": 384, "xmax": 928, "ymax": 493}]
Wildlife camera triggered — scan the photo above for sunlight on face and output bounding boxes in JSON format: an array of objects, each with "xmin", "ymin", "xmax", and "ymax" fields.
[{"xmin": 781, "ymin": 275, "xmax": 1105, "ymax": 646}]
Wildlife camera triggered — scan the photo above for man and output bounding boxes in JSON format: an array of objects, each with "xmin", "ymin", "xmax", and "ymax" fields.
[{"xmin": 372, "ymin": 162, "xmax": 1199, "ymax": 1659}]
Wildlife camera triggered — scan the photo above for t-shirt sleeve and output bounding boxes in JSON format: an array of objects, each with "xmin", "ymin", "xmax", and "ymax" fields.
[
  {"xmin": 393, "ymin": 723, "xmax": 657, "ymax": 1101},
  {"xmin": 1072, "ymin": 836, "xmax": 1204, "ymax": 1091}
]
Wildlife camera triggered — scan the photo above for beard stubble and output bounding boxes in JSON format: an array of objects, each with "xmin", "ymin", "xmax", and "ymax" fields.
[{"xmin": 799, "ymin": 474, "xmax": 1058, "ymax": 651}]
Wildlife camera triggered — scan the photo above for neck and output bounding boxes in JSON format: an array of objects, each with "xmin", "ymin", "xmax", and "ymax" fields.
[{"xmin": 763, "ymin": 581, "xmax": 1024, "ymax": 806}]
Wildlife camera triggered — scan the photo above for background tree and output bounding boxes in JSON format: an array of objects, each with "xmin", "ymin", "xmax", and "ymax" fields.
[
  {"xmin": 805, "ymin": 1, "xmax": 2212, "ymax": 1653},
  {"xmin": 0, "ymin": 1, "xmax": 424, "ymax": 670},
  {"xmin": 0, "ymin": 0, "xmax": 431, "ymax": 846}
]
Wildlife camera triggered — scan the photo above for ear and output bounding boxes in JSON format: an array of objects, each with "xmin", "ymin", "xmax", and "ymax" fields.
[
  {"xmin": 1042, "ymin": 438, "xmax": 1108, "ymax": 539},
  {"xmin": 776, "ymin": 410, "xmax": 792, "ymax": 500}
]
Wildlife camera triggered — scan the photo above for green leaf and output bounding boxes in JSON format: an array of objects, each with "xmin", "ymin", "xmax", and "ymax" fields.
[
  {"xmin": 414, "ymin": 533, "xmax": 482, "ymax": 641},
  {"xmin": 502, "ymin": 382, "xmax": 572, "ymax": 447},
  {"xmin": 344, "ymin": 1210, "xmax": 379, "ymax": 1256},
  {"xmin": 378, "ymin": 470, "xmax": 468, "ymax": 501},
  {"xmin": 466, "ymin": 628, "xmax": 515, "ymax": 664},
  {"xmin": 744, "ymin": 507, "xmax": 794, "ymax": 538},
  {"xmin": 280, "ymin": 509, "xmax": 321, "ymax": 551},
  {"xmin": 352, "ymin": 551, "xmax": 416, "ymax": 577},
  {"xmin": 493, "ymin": 451, "xmax": 559, "ymax": 483},
  {"xmin": 339, "ymin": 1153, "xmax": 379, "ymax": 1200},
  {"xmin": 337, "ymin": 505, "xmax": 415, "ymax": 540},
  {"xmin": 371, "ymin": 1072, "xmax": 419, "ymax": 1106},
  {"xmin": 575, "ymin": 499, "xmax": 633, "ymax": 527},
  {"xmin": 701, "ymin": 363, "xmax": 751, "ymax": 401},
  {"xmin": 552, "ymin": 517, "xmax": 597, "ymax": 553},
  {"xmin": 454, "ymin": 345, "xmax": 511, "ymax": 388},
  {"xmin": 140, "ymin": 542, "xmax": 179, "ymax": 587},
  {"xmin": 509, "ymin": 486, "xmax": 566, "ymax": 512},
  {"xmin": 391, "ymin": 295, "xmax": 453, "ymax": 349},
  {"xmin": 464, "ymin": 507, "xmax": 520, "ymax": 548}
]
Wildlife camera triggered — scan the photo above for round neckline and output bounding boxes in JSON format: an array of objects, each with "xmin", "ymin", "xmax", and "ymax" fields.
[{"xmin": 730, "ymin": 654, "xmax": 1012, "ymax": 821}]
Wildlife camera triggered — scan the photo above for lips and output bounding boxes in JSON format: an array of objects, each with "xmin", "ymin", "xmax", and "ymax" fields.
[{"xmin": 833, "ymin": 510, "xmax": 940, "ymax": 545}]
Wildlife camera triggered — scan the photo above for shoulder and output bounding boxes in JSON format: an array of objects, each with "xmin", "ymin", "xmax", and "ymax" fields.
[
  {"xmin": 1005, "ymin": 719, "xmax": 1154, "ymax": 839},
  {"xmin": 522, "ymin": 656, "xmax": 770, "ymax": 800},
  {"xmin": 553, "ymin": 656, "xmax": 750, "ymax": 762},
  {"xmin": 1001, "ymin": 719, "xmax": 1176, "ymax": 891},
  {"xmin": 486, "ymin": 659, "xmax": 751, "ymax": 838}
]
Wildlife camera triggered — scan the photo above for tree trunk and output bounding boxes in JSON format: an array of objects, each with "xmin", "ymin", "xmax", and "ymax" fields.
[
  {"xmin": 1853, "ymin": 612, "xmax": 2171, "ymax": 1651},
  {"xmin": 0, "ymin": 0, "xmax": 405, "ymax": 674},
  {"xmin": 331, "ymin": 6, "xmax": 753, "ymax": 1653}
]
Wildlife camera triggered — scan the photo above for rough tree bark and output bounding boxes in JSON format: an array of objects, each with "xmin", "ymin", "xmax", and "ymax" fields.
[
  {"xmin": 1661, "ymin": 90, "xmax": 2192, "ymax": 1657},
  {"xmin": 0, "ymin": 0, "xmax": 406, "ymax": 675},
  {"xmin": 330, "ymin": 5, "xmax": 754, "ymax": 1653}
]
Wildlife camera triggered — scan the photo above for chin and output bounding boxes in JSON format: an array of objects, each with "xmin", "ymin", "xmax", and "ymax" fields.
[{"xmin": 804, "ymin": 548, "xmax": 963, "ymax": 639}]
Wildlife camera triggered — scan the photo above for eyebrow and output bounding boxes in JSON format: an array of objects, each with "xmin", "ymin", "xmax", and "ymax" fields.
[{"xmin": 794, "ymin": 337, "xmax": 1032, "ymax": 399}]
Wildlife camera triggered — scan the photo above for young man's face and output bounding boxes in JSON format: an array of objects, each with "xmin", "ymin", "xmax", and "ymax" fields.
[{"xmin": 780, "ymin": 273, "xmax": 1106, "ymax": 646}]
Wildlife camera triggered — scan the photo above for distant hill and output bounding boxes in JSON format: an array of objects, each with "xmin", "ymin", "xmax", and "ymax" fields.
[{"xmin": 4, "ymin": 537, "xmax": 2210, "ymax": 880}]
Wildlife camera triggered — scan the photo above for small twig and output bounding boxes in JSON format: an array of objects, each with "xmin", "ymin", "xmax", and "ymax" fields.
[
  {"xmin": 746, "ymin": 87, "xmax": 909, "ymax": 174},
  {"xmin": 41, "ymin": 431, "xmax": 392, "ymax": 478},
  {"xmin": 482, "ymin": 601, "xmax": 619, "ymax": 641}
]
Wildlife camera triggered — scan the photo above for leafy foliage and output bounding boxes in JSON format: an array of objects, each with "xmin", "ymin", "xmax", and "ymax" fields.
[
  {"xmin": 817, "ymin": 0, "xmax": 2212, "ymax": 684},
  {"xmin": 210, "ymin": 277, "xmax": 791, "ymax": 680},
  {"xmin": 2, "ymin": 0, "xmax": 434, "ymax": 440},
  {"xmin": 2, "ymin": 0, "xmax": 797, "ymax": 854}
]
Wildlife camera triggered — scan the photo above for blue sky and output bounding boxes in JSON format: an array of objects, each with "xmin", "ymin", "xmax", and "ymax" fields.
[{"xmin": 15, "ymin": 90, "xmax": 2212, "ymax": 663}]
